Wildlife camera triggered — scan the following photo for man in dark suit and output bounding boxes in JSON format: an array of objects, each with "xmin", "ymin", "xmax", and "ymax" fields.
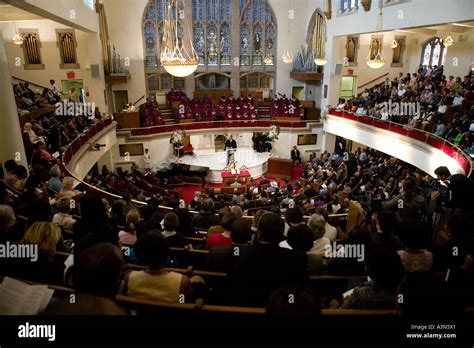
[
  {"xmin": 225, "ymin": 134, "xmax": 237, "ymax": 165},
  {"xmin": 230, "ymin": 212, "xmax": 308, "ymax": 307},
  {"xmin": 291, "ymin": 146, "xmax": 301, "ymax": 165}
]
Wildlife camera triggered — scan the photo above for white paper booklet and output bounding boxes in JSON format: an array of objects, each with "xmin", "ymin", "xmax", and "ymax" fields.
[{"xmin": 0, "ymin": 277, "xmax": 54, "ymax": 315}]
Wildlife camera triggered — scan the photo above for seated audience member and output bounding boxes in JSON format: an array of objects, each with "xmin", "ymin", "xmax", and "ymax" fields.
[
  {"xmin": 397, "ymin": 222, "xmax": 433, "ymax": 272},
  {"xmin": 206, "ymin": 212, "xmax": 237, "ymax": 250},
  {"xmin": 307, "ymin": 214, "xmax": 331, "ymax": 256},
  {"xmin": 118, "ymin": 208, "xmax": 140, "ymax": 245},
  {"xmin": 24, "ymin": 122, "xmax": 45, "ymax": 144},
  {"xmin": 3, "ymin": 159, "xmax": 17, "ymax": 186},
  {"xmin": 314, "ymin": 207, "xmax": 338, "ymax": 241},
  {"xmin": 6, "ymin": 222, "xmax": 65, "ymax": 284},
  {"xmin": 230, "ymin": 205, "xmax": 243, "ymax": 218},
  {"xmin": 48, "ymin": 165, "xmax": 63, "ymax": 193},
  {"xmin": 57, "ymin": 176, "xmax": 79, "ymax": 200},
  {"xmin": 174, "ymin": 208, "xmax": 197, "ymax": 237},
  {"xmin": 0, "ymin": 205, "xmax": 17, "ymax": 243},
  {"xmin": 230, "ymin": 212, "xmax": 308, "ymax": 307},
  {"xmin": 136, "ymin": 205, "xmax": 159, "ymax": 239},
  {"xmin": 208, "ymin": 207, "xmax": 231, "ymax": 236},
  {"xmin": 372, "ymin": 211, "xmax": 402, "ymax": 251},
  {"xmin": 208, "ymin": 218, "xmax": 251, "ymax": 272},
  {"xmin": 191, "ymin": 198, "xmax": 219, "ymax": 230},
  {"xmin": 161, "ymin": 212, "xmax": 188, "ymax": 248},
  {"xmin": 326, "ymin": 226, "xmax": 371, "ymax": 276},
  {"xmin": 286, "ymin": 224, "xmax": 327, "ymax": 275},
  {"xmin": 52, "ymin": 197, "xmax": 77, "ymax": 234},
  {"xmin": 45, "ymin": 243, "xmax": 128, "ymax": 315},
  {"xmin": 125, "ymin": 231, "xmax": 193, "ymax": 302},
  {"xmin": 339, "ymin": 244, "xmax": 404, "ymax": 309},
  {"xmin": 266, "ymin": 284, "xmax": 321, "ymax": 320},
  {"xmin": 73, "ymin": 192, "xmax": 118, "ymax": 262},
  {"xmin": 110, "ymin": 199, "xmax": 127, "ymax": 228},
  {"xmin": 189, "ymin": 191, "xmax": 202, "ymax": 210},
  {"xmin": 283, "ymin": 207, "xmax": 305, "ymax": 237}
]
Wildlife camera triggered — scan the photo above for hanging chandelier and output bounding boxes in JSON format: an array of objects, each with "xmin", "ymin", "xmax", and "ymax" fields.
[
  {"xmin": 367, "ymin": 2, "xmax": 385, "ymax": 69},
  {"xmin": 444, "ymin": 35, "xmax": 454, "ymax": 46},
  {"xmin": 282, "ymin": 48, "xmax": 294, "ymax": 64},
  {"xmin": 160, "ymin": 0, "xmax": 198, "ymax": 77},
  {"xmin": 282, "ymin": 0, "xmax": 293, "ymax": 64},
  {"xmin": 12, "ymin": 22, "xmax": 23, "ymax": 45}
]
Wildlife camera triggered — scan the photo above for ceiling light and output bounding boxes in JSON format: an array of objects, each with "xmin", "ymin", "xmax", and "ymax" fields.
[
  {"xmin": 160, "ymin": 0, "xmax": 198, "ymax": 77},
  {"xmin": 444, "ymin": 35, "xmax": 454, "ymax": 46}
]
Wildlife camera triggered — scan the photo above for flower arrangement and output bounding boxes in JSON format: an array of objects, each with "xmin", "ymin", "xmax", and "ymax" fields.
[{"xmin": 170, "ymin": 129, "xmax": 186, "ymax": 146}]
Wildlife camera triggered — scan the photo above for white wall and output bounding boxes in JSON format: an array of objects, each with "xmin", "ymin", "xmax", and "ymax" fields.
[
  {"xmin": 103, "ymin": 0, "xmax": 152, "ymax": 106},
  {"xmin": 9, "ymin": 0, "xmax": 99, "ymax": 32},
  {"xmin": 1, "ymin": 19, "xmax": 107, "ymax": 111}
]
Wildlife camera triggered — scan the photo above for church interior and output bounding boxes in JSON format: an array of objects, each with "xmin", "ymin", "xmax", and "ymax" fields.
[{"xmin": 0, "ymin": 0, "xmax": 473, "ymax": 344}]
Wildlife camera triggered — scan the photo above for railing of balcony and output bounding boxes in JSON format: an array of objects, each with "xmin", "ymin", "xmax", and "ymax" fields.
[{"xmin": 329, "ymin": 109, "xmax": 472, "ymax": 177}]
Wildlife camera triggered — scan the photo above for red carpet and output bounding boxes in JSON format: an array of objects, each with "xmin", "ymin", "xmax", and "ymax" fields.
[{"xmin": 178, "ymin": 164, "xmax": 304, "ymax": 204}]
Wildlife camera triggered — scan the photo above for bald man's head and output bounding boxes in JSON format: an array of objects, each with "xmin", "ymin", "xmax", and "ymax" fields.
[{"xmin": 74, "ymin": 243, "xmax": 124, "ymax": 298}]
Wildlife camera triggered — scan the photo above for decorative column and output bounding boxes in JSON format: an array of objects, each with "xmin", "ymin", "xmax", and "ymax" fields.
[
  {"xmin": 230, "ymin": 0, "xmax": 241, "ymax": 97},
  {"xmin": 0, "ymin": 30, "xmax": 27, "ymax": 168},
  {"xmin": 183, "ymin": 0, "xmax": 196, "ymax": 97}
]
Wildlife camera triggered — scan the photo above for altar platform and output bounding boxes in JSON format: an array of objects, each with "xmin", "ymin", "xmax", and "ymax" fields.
[{"xmin": 179, "ymin": 147, "xmax": 269, "ymax": 183}]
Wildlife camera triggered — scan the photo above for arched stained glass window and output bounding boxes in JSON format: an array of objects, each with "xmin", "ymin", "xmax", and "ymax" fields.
[
  {"xmin": 240, "ymin": 0, "xmax": 277, "ymax": 67},
  {"xmin": 192, "ymin": 0, "xmax": 232, "ymax": 67},
  {"xmin": 421, "ymin": 37, "xmax": 447, "ymax": 67},
  {"xmin": 143, "ymin": 0, "xmax": 277, "ymax": 93}
]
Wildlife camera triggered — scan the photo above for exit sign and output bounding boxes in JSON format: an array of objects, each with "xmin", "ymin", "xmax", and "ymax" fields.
[{"xmin": 67, "ymin": 71, "xmax": 75, "ymax": 79}]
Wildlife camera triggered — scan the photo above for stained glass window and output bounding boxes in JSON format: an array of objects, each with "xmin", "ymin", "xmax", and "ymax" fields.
[
  {"xmin": 240, "ymin": 0, "xmax": 277, "ymax": 67},
  {"xmin": 421, "ymin": 37, "xmax": 447, "ymax": 67},
  {"xmin": 192, "ymin": 0, "xmax": 232, "ymax": 68}
]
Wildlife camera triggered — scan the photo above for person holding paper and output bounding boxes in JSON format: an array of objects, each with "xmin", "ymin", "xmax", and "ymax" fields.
[{"xmin": 225, "ymin": 134, "xmax": 237, "ymax": 166}]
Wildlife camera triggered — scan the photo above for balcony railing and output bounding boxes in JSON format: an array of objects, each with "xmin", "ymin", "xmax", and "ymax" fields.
[
  {"xmin": 329, "ymin": 109, "xmax": 472, "ymax": 176},
  {"xmin": 118, "ymin": 119, "xmax": 311, "ymax": 137}
]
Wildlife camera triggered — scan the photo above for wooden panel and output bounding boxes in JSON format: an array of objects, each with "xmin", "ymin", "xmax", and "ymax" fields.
[
  {"xmin": 289, "ymin": 71, "xmax": 323, "ymax": 82},
  {"xmin": 119, "ymin": 143, "xmax": 144, "ymax": 157},
  {"xmin": 266, "ymin": 157, "xmax": 293, "ymax": 179},
  {"xmin": 298, "ymin": 134, "xmax": 317, "ymax": 145},
  {"xmin": 116, "ymin": 112, "xmax": 140, "ymax": 129}
]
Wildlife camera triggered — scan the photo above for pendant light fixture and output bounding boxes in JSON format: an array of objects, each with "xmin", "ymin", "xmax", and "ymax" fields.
[
  {"xmin": 12, "ymin": 21, "xmax": 23, "ymax": 45},
  {"xmin": 367, "ymin": 0, "xmax": 385, "ymax": 69},
  {"xmin": 282, "ymin": 0, "xmax": 294, "ymax": 64},
  {"xmin": 160, "ymin": 0, "xmax": 199, "ymax": 77}
]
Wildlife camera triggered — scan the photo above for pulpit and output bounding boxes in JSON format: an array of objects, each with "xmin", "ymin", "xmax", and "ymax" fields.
[
  {"xmin": 116, "ymin": 111, "xmax": 140, "ymax": 129},
  {"xmin": 266, "ymin": 157, "xmax": 293, "ymax": 179}
]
